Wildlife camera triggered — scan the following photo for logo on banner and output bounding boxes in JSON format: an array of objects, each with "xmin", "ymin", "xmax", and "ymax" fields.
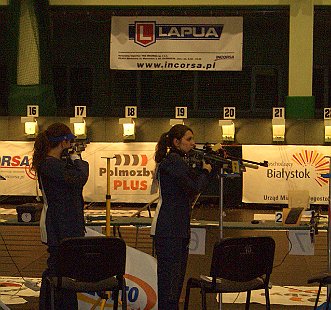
[
  {"xmin": 134, "ymin": 22, "xmax": 156, "ymax": 47},
  {"xmin": 78, "ymin": 273, "xmax": 157, "ymax": 309},
  {"xmin": 114, "ymin": 154, "xmax": 148, "ymax": 166},
  {"xmin": 129, "ymin": 22, "xmax": 224, "ymax": 47},
  {"xmin": 0, "ymin": 154, "xmax": 36, "ymax": 180},
  {"xmin": 266, "ymin": 149, "xmax": 329, "ymax": 187},
  {"xmin": 99, "ymin": 153, "xmax": 154, "ymax": 191},
  {"xmin": 292, "ymin": 150, "xmax": 329, "ymax": 187}
]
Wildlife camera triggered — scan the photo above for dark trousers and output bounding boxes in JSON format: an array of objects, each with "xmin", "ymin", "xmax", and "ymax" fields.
[
  {"xmin": 39, "ymin": 246, "xmax": 78, "ymax": 310},
  {"xmin": 155, "ymin": 237, "xmax": 190, "ymax": 310}
]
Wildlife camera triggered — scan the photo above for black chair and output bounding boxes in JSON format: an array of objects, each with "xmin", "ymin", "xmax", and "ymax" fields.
[
  {"xmin": 47, "ymin": 236, "xmax": 127, "ymax": 310},
  {"xmin": 184, "ymin": 236, "xmax": 275, "ymax": 310},
  {"xmin": 308, "ymin": 272, "xmax": 331, "ymax": 309}
]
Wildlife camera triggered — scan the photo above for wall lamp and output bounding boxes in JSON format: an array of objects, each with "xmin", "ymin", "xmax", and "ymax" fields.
[
  {"xmin": 119, "ymin": 117, "xmax": 135, "ymax": 140},
  {"xmin": 70, "ymin": 117, "xmax": 86, "ymax": 139},
  {"xmin": 21, "ymin": 116, "xmax": 38, "ymax": 138},
  {"xmin": 169, "ymin": 119, "xmax": 185, "ymax": 126},
  {"xmin": 325, "ymin": 119, "xmax": 331, "ymax": 142},
  {"xmin": 219, "ymin": 120, "xmax": 235, "ymax": 141},
  {"xmin": 272, "ymin": 118, "xmax": 285, "ymax": 142}
]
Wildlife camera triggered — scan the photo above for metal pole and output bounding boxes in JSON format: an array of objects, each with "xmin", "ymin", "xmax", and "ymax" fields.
[
  {"xmin": 328, "ymin": 159, "xmax": 331, "ymax": 298},
  {"xmin": 101, "ymin": 157, "xmax": 112, "ymax": 237},
  {"xmin": 219, "ymin": 167, "xmax": 224, "ymax": 309},
  {"xmin": 219, "ymin": 167, "xmax": 224, "ymax": 239}
]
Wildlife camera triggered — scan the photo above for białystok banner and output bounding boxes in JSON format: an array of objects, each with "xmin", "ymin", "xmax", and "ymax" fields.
[
  {"xmin": 243, "ymin": 145, "xmax": 331, "ymax": 205},
  {"xmin": 110, "ymin": 16, "xmax": 243, "ymax": 71}
]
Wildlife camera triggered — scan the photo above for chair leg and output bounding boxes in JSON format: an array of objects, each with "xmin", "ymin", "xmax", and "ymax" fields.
[
  {"xmin": 113, "ymin": 289, "xmax": 119, "ymax": 310},
  {"xmin": 122, "ymin": 278, "xmax": 127, "ymax": 310},
  {"xmin": 245, "ymin": 290, "xmax": 251, "ymax": 310},
  {"xmin": 265, "ymin": 287, "xmax": 271, "ymax": 310},
  {"xmin": 314, "ymin": 284, "xmax": 322, "ymax": 310},
  {"xmin": 184, "ymin": 279, "xmax": 192, "ymax": 310},
  {"xmin": 201, "ymin": 287, "xmax": 207, "ymax": 310},
  {"xmin": 50, "ymin": 287, "xmax": 55, "ymax": 310},
  {"xmin": 326, "ymin": 287, "xmax": 331, "ymax": 310}
]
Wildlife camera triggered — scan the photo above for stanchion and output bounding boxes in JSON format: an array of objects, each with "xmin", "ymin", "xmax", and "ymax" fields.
[
  {"xmin": 217, "ymin": 166, "xmax": 241, "ymax": 310},
  {"xmin": 91, "ymin": 157, "xmax": 114, "ymax": 310},
  {"xmin": 102, "ymin": 156, "xmax": 112, "ymax": 237},
  {"xmin": 321, "ymin": 156, "xmax": 331, "ymax": 304}
]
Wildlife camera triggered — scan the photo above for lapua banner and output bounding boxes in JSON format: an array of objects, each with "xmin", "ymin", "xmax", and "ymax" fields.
[
  {"xmin": 242, "ymin": 145, "xmax": 331, "ymax": 205},
  {"xmin": 110, "ymin": 16, "xmax": 243, "ymax": 71}
]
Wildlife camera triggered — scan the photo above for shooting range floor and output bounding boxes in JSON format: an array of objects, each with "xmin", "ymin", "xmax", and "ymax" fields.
[
  {"xmin": 0, "ymin": 294, "xmax": 319, "ymax": 310},
  {"xmin": 0, "ymin": 204, "xmax": 328, "ymax": 309}
]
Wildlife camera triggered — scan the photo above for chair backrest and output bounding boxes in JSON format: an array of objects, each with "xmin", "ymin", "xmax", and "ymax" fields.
[
  {"xmin": 56, "ymin": 236, "xmax": 126, "ymax": 282},
  {"xmin": 210, "ymin": 236, "xmax": 275, "ymax": 283}
]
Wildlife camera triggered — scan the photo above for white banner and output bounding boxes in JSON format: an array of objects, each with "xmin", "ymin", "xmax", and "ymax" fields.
[
  {"xmin": 110, "ymin": 16, "xmax": 243, "ymax": 71},
  {"xmin": 243, "ymin": 145, "xmax": 331, "ymax": 204},
  {"xmin": 0, "ymin": 141, "xmax": 36, "ymax": 195},
  {"xmin": 83, "ymin": 142, "xmax": 157, "ymax": 202},
  {"xmin": 0, "ymin": 142, "xmax": 158, "ymax": 203}
]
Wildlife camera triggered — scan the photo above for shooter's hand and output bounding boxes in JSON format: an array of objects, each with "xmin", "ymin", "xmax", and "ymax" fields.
[
  {"xmin": 70, "ymin": 152, "xmax": 80, "ymax": 161},
  {"xmin": 202, "ymin": 160, "xmax": 212, "ymax": 173}
]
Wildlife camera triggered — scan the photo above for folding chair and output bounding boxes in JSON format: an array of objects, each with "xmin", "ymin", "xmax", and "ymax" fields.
[
  {"xmin": 184, "ymin": 236, "xmax": 275, "ymax": 310},
  {"xmin": 47, "ymin": 236, "xmax": 127, "ymax": 310},
  {"xmin": 308, "ymin": 272, "xmax": 331, "ymax": 310}
]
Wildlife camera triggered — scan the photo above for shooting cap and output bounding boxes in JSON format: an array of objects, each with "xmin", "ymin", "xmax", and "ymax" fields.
[{"xmin": 48, "ymin": 133, "xmax": 76, "ymax": 142}]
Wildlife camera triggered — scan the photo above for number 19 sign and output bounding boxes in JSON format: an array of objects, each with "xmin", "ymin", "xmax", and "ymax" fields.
[{"xmin": 175, "ymin": 107, "xmax": 187, "ymax": 119}]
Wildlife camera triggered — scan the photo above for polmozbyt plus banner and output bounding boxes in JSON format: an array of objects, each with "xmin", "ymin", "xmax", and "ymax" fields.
[
  {"xmin": 242, "ymin": 145, "xmax": 331, "ymax": 204},
  {"xmin": 85, "ymin": 142, "xmax": 157, "ymax": 203},
  {"xmin": 110, "ymin": 16, "xmax": 243, "ymax": 71}
]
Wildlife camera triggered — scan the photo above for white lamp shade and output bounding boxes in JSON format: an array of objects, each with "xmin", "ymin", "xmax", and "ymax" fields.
[
  {"xmin": 325, "ymin": 120, "xmax": 331, "ymax": 142},
  {"xmin": 73, "ymin": 121, "xmax": 86, "ymax": 136},
  {"xmin": 169, "ymin": 119, "xmax": 184, "ymax": 126},
  {"xmin": 219, "ymin": 120, "xmax": 235, "ymax": 141},
  {"xmin": 24, "ymin": 121, "xmax": 37, "ymax": 135},
  {"xmin": 123, "ymin": 122, "xmax": 135, "ymax": 136},
  {"xmin": 272, "ymin": 119, "xmax": 285, "ymax": 141}
]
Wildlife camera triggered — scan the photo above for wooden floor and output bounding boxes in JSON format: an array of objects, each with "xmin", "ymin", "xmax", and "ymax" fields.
[
  {"xmin": 1, "ymin": 204, "xmax": 329, "ymax": 309},
  {"xmin": 4, "ymin": 299, "xmax": 316, "ymax": 310}
]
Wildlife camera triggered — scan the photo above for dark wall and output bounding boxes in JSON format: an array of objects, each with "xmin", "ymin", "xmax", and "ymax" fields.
[
  {"xmin": 0, "ymin": 6, "xmax": 330, "ymax": 118},
  {"xmin": 0, "ymin": 9, "xmax": 8, "ymax": 115},
  {"xmin": 49, "ymin": 7, "xmax": 290, "ymax": 118}
]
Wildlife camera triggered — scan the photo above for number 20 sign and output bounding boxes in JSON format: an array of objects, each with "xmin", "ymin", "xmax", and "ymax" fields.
[{"xmin": 223, "ymin": 107, "xmax": 235, "ymax": 120}]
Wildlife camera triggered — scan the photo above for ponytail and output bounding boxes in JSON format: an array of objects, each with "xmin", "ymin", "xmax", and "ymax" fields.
[
  {"xmin": 154, "ymin": 124, "xmax": 193, "ymax": 163},
  {"xmin": 155, "ymin": 132, "xmax": 170, "ymax": 163},
  {"xmin": 32, "ymin": 132, "xmax": 50, "ymax": 173}
]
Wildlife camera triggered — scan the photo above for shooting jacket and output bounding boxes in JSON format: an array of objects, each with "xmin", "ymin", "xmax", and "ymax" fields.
[
  {"xmin": 38, "ymin": 156, "xmax": 89, "ymax": 246},
  {"xmin": 151, "ymin": 150, "xmax": 210, "ymax": 239}
]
